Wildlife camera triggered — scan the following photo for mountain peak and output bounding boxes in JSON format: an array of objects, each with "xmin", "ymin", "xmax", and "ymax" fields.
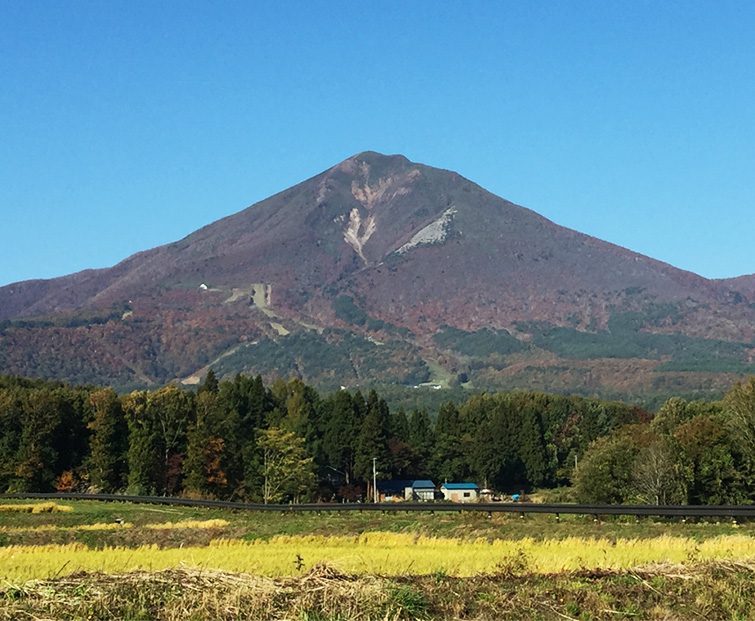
[
  {"xmin": 351, "ymin": 151, "xmax": 410, "ymax": 165},
  {"xmin": 331, "ymin": 152, "xmax": 414, "ymax": 179},
  {"xmin": 1, "ymin": 153, "xmax": 754, "ymax": 398}
]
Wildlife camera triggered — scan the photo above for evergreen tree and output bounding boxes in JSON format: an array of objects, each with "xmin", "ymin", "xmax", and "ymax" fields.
[
  {"xmin": 282, "ymin": 378, "xmax": 324, "ymax": 464},
  {"xmin": 322, "ymin": 390, "xmax": 360, "ymax": 483},
  {"xmin": 408, "ymin": 408, "xmax": 435, "ymax": 463},
  {"xmin": 122, "ymin": 391, "xmax": 160, "ymax": 495},
  {"xmin": 146, "ymin": 385, "xmax": 194, "ymax": 494},
  {"xmin": 432, "ymin": 402, "xmax": 467, "ymax": 482},
  {"xmin": 218, "ymin": 374, "xmax": 268, "ymax": 432},
  {"xmin": 266, "ymin": 378, "xmax": 290, "ymax": 428},
  {"xmin": 52, "ymin": 386, "xmax": 90, "ymax": 480},
  {"xmin": 408, "ymin": 408, "xmax": 434, "ymax": 469},
  {"xmin": 390, "ymin": 407, "xmax": 410, "ymax": 440},
  {"xmin": 385, "ymin": 407, "xmax": 415, "ymax": 479},
  {"xmin": 491, "ymin": 395, "xmax": 527, "ymax": 489},
  {"xmin": 217, "ymin": 374, "xmax": 269, "ymax": 500},
  {"xmin": 281, "ymin": 378, "xmax": 312, "ymax": 438},
  {"xmin": 11, "ymin": 389, "xmax": 61, "ymax": 492},
  {"xmin": 197, "ymin": 369, "xmax": 219, "ymax": 395},
  {"xmin": 86, "ymin": 387, "xmax": 127, "ymax": 492},
  {"xmin": 462, "ymin": 394, "xmax": 503, "ymax": 489},
  {"xmin": 247, "ymin": 374, "xmax": 269, "ymax": 429},
  {"xmin": 354, "ymin": 392, "xmax": 392, "ymax": 495},
  {"xmin": 0, "ymin": 387, "xmax": 24, "ymax": 492},
  {"xmin": 352, "ymin": 390, "xmax": 367, "ymax": 421},
  {"xmin": 518, "ymin": 404, "xmax": 548, "ymax": 487}
]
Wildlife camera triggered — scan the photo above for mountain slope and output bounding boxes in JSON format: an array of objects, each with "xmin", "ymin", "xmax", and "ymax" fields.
[{"xmin": 1, "ymin": 152, "xmax": 753, "ymax": 399}]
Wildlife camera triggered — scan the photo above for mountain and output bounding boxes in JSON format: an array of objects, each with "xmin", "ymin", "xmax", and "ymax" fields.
[
  {"xmin": 719, "ymin": 274, "xmax": 755, "ymax": 301},
  {"xmin": 1, "ymin": 151, "xmax": 753, "ymax": 402}
]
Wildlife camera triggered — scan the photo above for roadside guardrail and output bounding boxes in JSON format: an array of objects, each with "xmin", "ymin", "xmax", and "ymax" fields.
[{"xmin": 2, "ymin": 493, "xmax": 754, "ymax": 519}]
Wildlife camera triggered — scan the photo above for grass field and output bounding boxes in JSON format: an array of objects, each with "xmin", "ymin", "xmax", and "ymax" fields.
[{"xmin": 2, "ymin": 499, "xmax": 755, "ymax": 619}]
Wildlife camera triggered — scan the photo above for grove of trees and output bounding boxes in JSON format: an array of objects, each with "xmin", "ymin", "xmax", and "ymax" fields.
[
  {"xmin": 1, "ymin": 372, "xmax": 753, "ymax": 504},
  {"xmin": 573, "ymin": 378, "xmax": 755, "ymax": 505}
]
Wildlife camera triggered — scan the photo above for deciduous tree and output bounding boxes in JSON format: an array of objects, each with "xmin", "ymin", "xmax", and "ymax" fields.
[
  {"xmin": 257, "ymin": 428, "xmax": 315, "ymax": 504},
  {"xmin": 183, "ymin": 391, "xmax": 227, "ymax": 498}
]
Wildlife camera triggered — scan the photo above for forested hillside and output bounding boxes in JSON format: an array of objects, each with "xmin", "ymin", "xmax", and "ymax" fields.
[{"xmin": 2, "ymin": 152, "xmax": 754, "ymax": 403}]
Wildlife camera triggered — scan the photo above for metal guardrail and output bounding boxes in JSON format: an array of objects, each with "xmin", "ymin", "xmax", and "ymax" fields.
[{"xmin": 2, "ymin": 493, "xmax": 755, "ymax": 519}]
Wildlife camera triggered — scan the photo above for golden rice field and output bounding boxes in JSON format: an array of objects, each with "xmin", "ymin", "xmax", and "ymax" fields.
[
  {"xmin": 4, "ymin": 501, "xmax": 755, "ymax": 619},
  {"xmin": 0, "ymin": 518, "xmax": 229, "ymax": 533},
  {"xmin": 0, "ymin": 502, "xmax": 73, "ymax": 513},
  {"xmin": 3, "ymin": 531, "xmax": 755, "ymax": 584}
]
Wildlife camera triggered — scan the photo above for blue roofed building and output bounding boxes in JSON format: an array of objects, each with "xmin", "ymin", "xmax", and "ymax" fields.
[
  {"xmin": 440, "ymin": 482, "xmax": 479, "ymax": 503},
  {"xmin": 407, "ymin": 480, "xmax": 437, "ymax": 501},
  {"xmin": 376, "ymin": 479, "xmax": 437, "ymax": 501}
]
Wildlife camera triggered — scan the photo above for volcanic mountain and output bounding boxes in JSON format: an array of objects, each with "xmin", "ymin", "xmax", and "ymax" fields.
[{"xmin": 1, "ymin": 152, "xmax": 753, "ymax": 401}]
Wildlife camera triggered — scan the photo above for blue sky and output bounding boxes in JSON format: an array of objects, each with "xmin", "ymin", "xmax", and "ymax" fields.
[{"xmin": 2, "ymin": 1, "xmax": 753, "ymax": 287}]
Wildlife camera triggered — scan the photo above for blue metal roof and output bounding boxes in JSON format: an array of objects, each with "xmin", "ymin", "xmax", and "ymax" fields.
[
  {"xmin": 411, "ymin": 480, "xmax": 436, "ymax": 489},
  {"xmin": 376, "ymin": 479, "xmax": 436, "ymax": 492},
  {"xmin": 376, "ymin": 479, "xmax": 412, "ymax": 493},
  {"xmin": 441, "ymin": 483, "xmax": 479, "ymax": 490}
]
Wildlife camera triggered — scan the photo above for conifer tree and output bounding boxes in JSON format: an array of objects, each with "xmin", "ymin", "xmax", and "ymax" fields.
[
  {"xmin": 217, "ymin": 374, "xmax": 269, "ymax": 500},
  {"xmin": 86, "ymin": 387, "xmax": 127, "ymax": 492},
  {"xmin": 12, "ymin": 389, "xmax": 61, "ymax": 492},
  {"xmin": 408, "ymin": 408, "xmax": 434, "ymax": 458},
  {"xmin": 266, "ymin": 378, "xmax": 290, "ymax": 428},
  {"xmin": 463, "ymin": 394, "xmax": 504, "ymax": 488},
  {"xmin": 322, "ymin": 390, "xmax": 360, "ymax": 483},
  {"xmin": 518, "ymin": 405, "xmax": 548, "ymax": 487},
  {"xmin": 390, "ymin": 407, "xmax": 410, "ymax": 440},
  {"xmin": 432, "ymin": 402, "xmax": 467, "ymax": 482},
  {"xmin": 122, "ymin": 391, "xmax": 160, "ymax": 495},
  {"xmin": 197, "ymin": 369, "xmax": 219, "ymax": 395},
  {"xmin": 281, "ymin": 378, "xmax": 312, "ymax": 437},
  {"xmin": 352, "ymin": 390, "xmax": 367, "ymax": 421},
  {"xmin": 0, "ymin": 387, "xmax": 24, "ymax": 492},
  {"xmin": 282, "ymin": 378, "xmax": 324, "ymax": 463},
  {"xmin": 354, "ymin": 392, "xmax": 392, "ymax": 494},
  {"xmin": 52, "ymin": 386, "xmax": 89, "ymax": 479},
  {"xmin": 406, "ymin": 408, "xmax": 434, "ymax": 477}
]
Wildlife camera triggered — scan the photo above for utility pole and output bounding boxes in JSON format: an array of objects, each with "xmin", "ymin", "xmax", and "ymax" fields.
[{"xmin": 372, "ymin": 457, "xmax": 378, "ymax": 503}]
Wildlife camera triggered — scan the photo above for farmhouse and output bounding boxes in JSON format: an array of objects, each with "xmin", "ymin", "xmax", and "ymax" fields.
[
  {"xmin": 376, "ymin": 479, "xmax": 437, "ymax": 501},
  {"xmin": 440, "ymin": 482, "xmax": 479, "ymax": 503}
]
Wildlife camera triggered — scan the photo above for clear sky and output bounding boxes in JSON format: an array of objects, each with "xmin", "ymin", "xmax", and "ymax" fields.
[{"xmin": 2, "ymin": 1, "xmax": 753, "ymax": 287}]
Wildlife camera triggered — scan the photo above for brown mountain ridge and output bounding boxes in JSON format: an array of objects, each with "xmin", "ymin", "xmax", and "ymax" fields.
[{"xmin": 1, "ymin": 152, "xmax": 753, "ymax": 401}]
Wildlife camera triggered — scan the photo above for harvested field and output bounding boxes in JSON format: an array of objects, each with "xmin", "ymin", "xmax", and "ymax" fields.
[
  {"xmin": 2, "ymin": 499, "xmax": 755, "ymax": 619},
  {"xmin": 3, "ymin": 561, "xmax": 755, "ymax": 620}
]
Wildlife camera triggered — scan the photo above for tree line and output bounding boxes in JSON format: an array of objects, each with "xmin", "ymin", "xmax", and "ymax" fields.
[
  {"xmin": 573, "ymin": 378, "xmax": 755, "ymax": 505},
  {"xmin": 6, "ymin": 372, "xmax": 752, "ymax": 504}
]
